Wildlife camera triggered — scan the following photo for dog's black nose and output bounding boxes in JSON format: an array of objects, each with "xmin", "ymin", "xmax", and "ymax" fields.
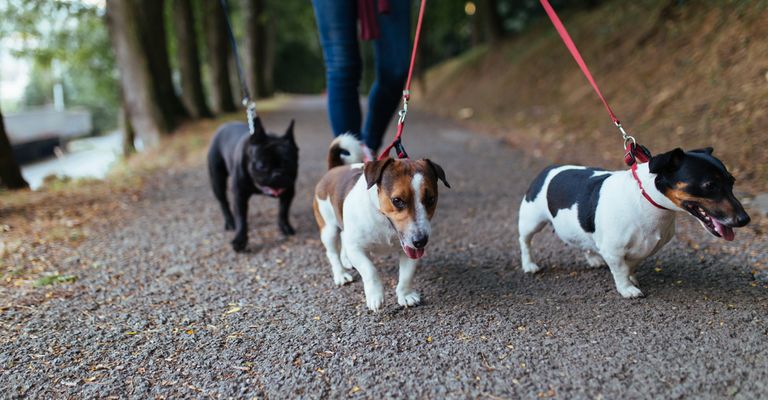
[
  {"xmin": 735, "ymin": 211, "xmax": 751, "ymax": 227},
  {"xmin": 412, "ymin": 235, "xmax": 428, "ymax": 249}
]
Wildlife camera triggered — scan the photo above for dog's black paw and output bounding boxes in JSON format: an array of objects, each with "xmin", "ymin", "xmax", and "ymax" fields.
[
  {"xmin": 231, "ymin": 236, "xmax": 247, "ymax": 252},
  {"xmin": 279, "ymin": 222, "xmax": 296, "ymax": 236},
  {"xmin": 224, "ymin": 219, "xmax": 235, "ymax": 231}
]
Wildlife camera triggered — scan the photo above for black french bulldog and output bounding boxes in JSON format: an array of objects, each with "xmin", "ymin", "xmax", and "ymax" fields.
[{"xmin": 207, "ymin": 118, "xmax": 299, "ymax": 252}]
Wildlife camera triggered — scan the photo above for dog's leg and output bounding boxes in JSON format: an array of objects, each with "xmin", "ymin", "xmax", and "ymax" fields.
[
  {"xmin": 231, "ymin": 189, "xmax": 249, "ymax": 252},
  {"xmin": 602, "ymin": 254, "xmax": 644, "ymax": 298},
  {"xmin": 277, "ymin": 186, "xmax": 296, "ymax": 236},
  {"xmin": 396, "ymin": 255, "xmax": 421, "ymax": 307},
  {"xmin": 321, "ymin": 226, "xmax": 353, "ymax": 286},
  {"xmin": 340, "ymin": 247, "xmax": 353, "ymax": 270},
  {"xmin": 518, "ymin": 200, "xmax": 547, "ymax": 273},
  {"xmin": 345, "ymin": 247, "xmax": 384, "ymax": 311},
  {"xmin": 584, "ymin": 251, "xmax": 607, "ymax": 268},
  {"xmin": 208, "ymin": 154, "xmax": 235, "ymax": 230}
]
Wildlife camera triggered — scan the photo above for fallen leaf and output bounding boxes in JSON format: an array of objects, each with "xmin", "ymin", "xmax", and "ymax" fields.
[{"xmin": 224, "ymin": 306, "xmax": 242, "ymax": 315}]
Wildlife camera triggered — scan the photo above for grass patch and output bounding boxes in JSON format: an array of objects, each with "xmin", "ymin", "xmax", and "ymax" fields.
[{"xmin": 33, "ymin": 273, "xmax": 78, "ymax": 287}]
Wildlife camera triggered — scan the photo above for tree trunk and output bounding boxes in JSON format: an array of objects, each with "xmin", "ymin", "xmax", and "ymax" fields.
[
  {"xmin": 106, "ymin": 0, "xmax": 166, "ymax": 148},
  {"xmin": 172, "ymin": 0, "xmax": 212, "ymax": 119},
  {"xmin": 0, "ymin": 108, "xmax": 29, "ymax": 190},
  {"xmin": 204, "ymin": 0, "xmax": 237, "ymax": 113},
  {"xmin": 478, "ymin": 0, "xmax": 504, "ymax": 44},
  {"xmin": 135, "ymin": 0, "xmax": 189, "ymax": 126},
  {"xmin": 120, "ymin": 105, "xmax": 137, "ymax": 157},
  {"xmin": 243, "ymin": 0, "xmax": 273, "ymax": 98}
]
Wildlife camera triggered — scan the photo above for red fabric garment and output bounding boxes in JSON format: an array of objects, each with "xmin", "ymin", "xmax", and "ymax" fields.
[{"xmin": 358, "ymin": 0, "xmax": 390, "ymax": 40}]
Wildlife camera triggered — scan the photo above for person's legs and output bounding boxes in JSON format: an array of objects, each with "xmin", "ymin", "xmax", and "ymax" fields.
[
  {"xmin": 363, "ymin": 0, "xmax": 411, "ymax": 151},
  {"xmin": 312, "ymin": 0, "xmax": 363, "ymax": 138}
]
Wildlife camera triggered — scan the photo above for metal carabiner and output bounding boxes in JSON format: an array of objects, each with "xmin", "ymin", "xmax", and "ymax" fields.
[
  {"xmin": 397, "ymin": 99, "xmax": 409, "ymax": 124},
  {"xmin": 246, "ymin": 102, "xmax": 258, "ymax": 135}
]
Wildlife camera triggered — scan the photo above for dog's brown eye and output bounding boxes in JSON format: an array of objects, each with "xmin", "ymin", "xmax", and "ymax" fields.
[
  {"xmin": 701, "ymin": 181, "xmax": 715, "ymax": 192},
  {"xmin": 391, "ymin": 197, "xmax": 406, "ymax": 210},
  {"xmin": 423, "ymin": 194, "xmax": 435, "ymax": 206}
]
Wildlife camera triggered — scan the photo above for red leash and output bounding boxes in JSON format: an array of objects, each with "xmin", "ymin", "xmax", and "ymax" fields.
[
  {"xmin": 378, "ymin": 0, "xmax": 427, "ymax": 160},
  {"xmin": 540, "ymin": 0, "xmax": 668, "ymax": 210}
]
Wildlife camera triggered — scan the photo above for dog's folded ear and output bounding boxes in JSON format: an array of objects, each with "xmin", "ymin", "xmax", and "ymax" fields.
[
  {"xmin": 364, "ymin": 158, "xmax": 393, "ymax": 189},
  {"xmin": 649, "ymin": 148, "xmax": 685, "ymax": 174},
  {"xmin": 690, "ymin": 147, "xmax": 714, "ymax": 155},
  {"xmin": 425, "ymin": 159, "xmax": 451, "ymax": 188},
  {"xmin": 283, "ymin": 119, "xmax": 296, "ymax": 145},
  {"xmin": 249, "ymin": 116, "xmax": 267, "ymax": 144}
]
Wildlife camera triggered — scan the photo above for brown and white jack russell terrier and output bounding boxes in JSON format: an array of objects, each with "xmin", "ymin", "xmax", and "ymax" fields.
[{"xmin": 313, "ymin": 134, "xmax": 450, "ymax": 311}]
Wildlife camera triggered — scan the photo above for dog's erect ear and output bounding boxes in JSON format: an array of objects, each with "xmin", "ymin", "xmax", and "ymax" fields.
[
  {"xmin": 364, "ymin": 158, "xmax": 393, "ymax": 189},
  {"xmin": 425, "ymin": 159, "xmax": 451, "ymax": 188},
  {"xmin": 249, "ymin": 116, "xmax": 267, "ymax": 144},
  {"xmin": 649, "ymin": 148, "xmax": 685, "ymax": 174},
  {"xmin": 690, "ymin": 147, "xmax": 714, "ymax": 155},
  {"xmin": 283, "ymin": 119, "xmax": 296, "ymax": 144}
]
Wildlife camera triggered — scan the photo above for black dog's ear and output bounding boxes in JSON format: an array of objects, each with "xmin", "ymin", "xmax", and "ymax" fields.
[
  {"xmin": 649, "ymin": 148, "xmax": 685, "ymax": 174},
  {"xmin": 283, "ymin": 119, "xmax": 296, "ymax": 143},
  {"xmin": 249, "ymin": 116, "xmax": 267, "ymax": 144},
  {"xmin": 364, "ymin": 157, "xmax": 393, "ymax": 189},
  {"xmin": 690, "ymin": 147, "xmax": 713, "ymax": 155},
  {"xmin": 425, "ymin": 159, "xmax": 450, "ymax": 188}
]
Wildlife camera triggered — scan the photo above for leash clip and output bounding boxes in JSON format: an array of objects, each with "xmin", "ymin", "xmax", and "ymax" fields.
[
  {"xmin": 246, "ymin": 101, "xmax": 258, "ymax": 135},
  {"xmin": 398, "ymin": 98, "xmax": 409, "ymax": 124},
  {"xmin": 616, "ymin": 121, "xmax": 636, "ymax": 150}
]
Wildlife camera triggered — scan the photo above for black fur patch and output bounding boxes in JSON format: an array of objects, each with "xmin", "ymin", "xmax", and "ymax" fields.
[
  {"xmin": 547, "ymin": 168, "xmax": 609, "ymax": 233},
  {"xmin": 525, "ymin": 165, "xmax": 559, "ymax": 202}
]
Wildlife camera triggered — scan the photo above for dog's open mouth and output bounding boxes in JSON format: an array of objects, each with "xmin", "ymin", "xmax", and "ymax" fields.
[
  {"xmin": 402, "ymin": 244, "xmax": 425, "ymax": 260},
  {"xmin": 256, "ymin": 184, "xmax": 286, "ymax": 197},
  {"xmin": 684, "ymin": 202, "xmax": 735, "ymax": 241}
]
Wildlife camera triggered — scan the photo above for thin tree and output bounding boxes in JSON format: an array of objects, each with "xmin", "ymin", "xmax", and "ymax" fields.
[
  {"xmin": 477, "ymin": 0, "xmax": 504, "ymax": 44},
  {"xmin": 106, "ymin": 0, "xmax": 167, "ymax": 147},
  {"xmin": 172, "ymin": 0, "xmax": 212, "ymax": 119},
  {"xmin": 134, "ymin": 0, "xmax": 189, "ymax": 125},
  {"xmin": 243, "ymin": 0, "xmax": 273, "ymax": 98},
  {"xmin": 204, "ymin": 0, "xmax": 237, "ymax": 113},
  {"xmin": 0, "ymin": 108, "xmax": 29, "ymax": 190}
]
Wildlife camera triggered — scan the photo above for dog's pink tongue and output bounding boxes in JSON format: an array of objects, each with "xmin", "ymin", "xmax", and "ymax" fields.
[
  {"xmin": 712, "ymin": 219, "xmax": 735, "ymax": 241},
  {"xmin": 403, "ymin": 246, "xmax": 425, "ymax": 260}
]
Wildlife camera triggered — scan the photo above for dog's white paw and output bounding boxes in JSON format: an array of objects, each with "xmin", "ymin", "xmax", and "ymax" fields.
[
  {"xmin": 522, "ymin": 262, "xmax": 542, "ymax": 274},
  {"xmin": 584, "ymin": 253, "xmax": 607, "ymax": 268},
  {"xmin": 366, "ymin": 290, "xmax": 384, "ymax": 311},
  {"xmin": 333, "ymin": 271, "xmax": 354, "ymax": 286},
  {"xmin": 629, "ymin": 274, "xmax": 639, "ymax": 286},
  {"xmin": 397, "ymin": 291, "xmax": 421, "ymax": 307},
  {"xmin": 618, "ymin": 284, "xmax": 644, "ymax": 299}
]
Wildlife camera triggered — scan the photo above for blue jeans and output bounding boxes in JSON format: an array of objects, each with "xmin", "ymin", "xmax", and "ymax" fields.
[{"xmin": 312, "ymin": 0, "xmax": 411, "ymax": 151}]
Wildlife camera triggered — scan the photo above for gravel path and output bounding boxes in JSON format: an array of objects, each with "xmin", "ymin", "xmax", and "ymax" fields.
[{"xmin": 2, "ymin": 97, "xmax": 766, "ymax": 399}]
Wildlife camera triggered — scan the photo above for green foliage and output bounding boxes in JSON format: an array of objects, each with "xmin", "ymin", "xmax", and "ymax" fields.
[
  {"xmin": 269, "ymin": 0, "xmax": 325, "ymax": 94},
  {"xmin": 2, "ymin": 0, "xmax": 118, "ymax": 133}
]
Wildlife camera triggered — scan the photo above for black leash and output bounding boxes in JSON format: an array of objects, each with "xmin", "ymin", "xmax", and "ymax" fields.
[{"xmin": 219, "ymin": 0, "xmax": 258, "ymax": 134}]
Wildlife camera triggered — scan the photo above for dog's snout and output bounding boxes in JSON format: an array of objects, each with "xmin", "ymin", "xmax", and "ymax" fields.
[
  {"xmin": 734, "ymin": 211, "xmax": 751, "ymax": 227},
  {"xmin": 412, "ymin": 234, "xmax": 429, "ymax": 249}
]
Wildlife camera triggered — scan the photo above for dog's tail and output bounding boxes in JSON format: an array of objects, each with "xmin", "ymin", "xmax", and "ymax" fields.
[{"xmin": 327, "ymin": 133, "xmax": 365, "ymax": 169}]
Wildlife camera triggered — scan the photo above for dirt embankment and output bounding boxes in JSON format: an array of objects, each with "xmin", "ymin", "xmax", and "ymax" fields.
[{"xmin": 422, "ymin": 0, "xmax": 768, "ymax": 194}]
